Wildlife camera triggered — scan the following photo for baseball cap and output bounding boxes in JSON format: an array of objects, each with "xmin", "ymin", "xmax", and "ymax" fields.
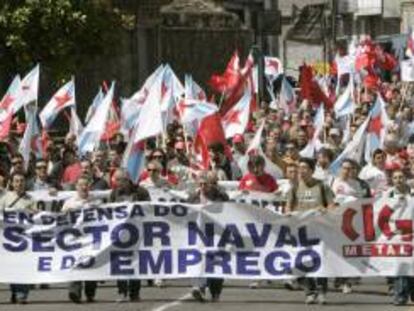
[{"xmin": 232, "ymin": 134, "xmax": 245, "ymax": 144}]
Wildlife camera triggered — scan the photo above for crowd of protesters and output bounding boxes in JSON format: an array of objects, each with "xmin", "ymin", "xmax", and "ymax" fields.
[{"xmin": 1, "ymin": 40, "xmax": 414, "ymax": 306}]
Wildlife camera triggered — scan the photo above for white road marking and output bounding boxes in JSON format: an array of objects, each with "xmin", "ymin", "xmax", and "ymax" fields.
[{"xmin": 152, "ymin": 293, "xmax": 193, "ymax": 311}]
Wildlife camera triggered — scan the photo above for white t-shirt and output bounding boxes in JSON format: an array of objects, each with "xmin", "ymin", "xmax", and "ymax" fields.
[
  {"xmin": 61, "ymin": 194, "xmax": 101, "ymax": 212},
  {"xmin": 313, "ymin": 165, "xmax": 334, "ymax": 186},
  {"xmin": 331, "ymin": 178, "xmax": 366, "ymax": 201},
  {"xmin": 359, "ymin": 164, "xmax": 388, "ymax": 195}
]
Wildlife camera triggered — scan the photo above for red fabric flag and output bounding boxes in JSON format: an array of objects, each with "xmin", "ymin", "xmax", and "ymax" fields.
[
  {"xmin": 209, "ymin": 51, "xmax": 241, "ymax": 94},
  {"xmin": 249, "ymin": 94, "xmax": 257, "ymax": 114},
  {"xmin": 299, "ymin": 64, "xmax": 314, "ymax": 100},
  {"xmin": 0, "ymin": 112, "xmax": 13, "ymax": 141},
  {"xmin": 193, "ymin": 112, "xmax": 231, "ymax": 169},
  {"xmin": 363, "ymin": 71, "xmax": 380, "ymax": 90},
  {"xmin": 100, "ymin": 80, "xmax": 121, "ymax": 141},
  {"xmin": 379, "ymin": 52, "xmax": 397, "ymax": 71},
  {"xmin": 299, "ymin": 64, "xmax": 333, "ymax": 110},
  {"xmin": 355, "ymin": 39, "xmax": 377, "ymax": 71},
  {"xmin": 355, "ymin": 52, "xmax": 376, "ymax": 71},
  {"xmin": 219, "ymin": 55, "xmax": 254, "ymax": 116},
  {"xmin": 101, "ymin": 120, "xmax": 120, "ymax": 141},
  {"xmin": 41, "ymin": 130, "xmax": 51, "ymax": 157},
  {"xmin": 330, "ymin": 61, "xmax": 337, "ymax": 76}
]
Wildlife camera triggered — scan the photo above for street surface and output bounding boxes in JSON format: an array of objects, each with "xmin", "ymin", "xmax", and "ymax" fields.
[{"xmin": 0, "ymin": 278, "xmax": 412, "ymax": 311}]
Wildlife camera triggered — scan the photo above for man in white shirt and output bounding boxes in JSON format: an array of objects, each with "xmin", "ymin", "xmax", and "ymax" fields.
[
  {"xmin": 62, "ymin": 175, "xmax": 100, "ymax": 303},
  {"xmin": 139, "ymin": 161, "xmax": 171, "ymax": 189},
  {"xmin": 359, "ymin": 148, "xmax": 388, "ymax": 196},
  {"xmin": 332, "ymin": 159, "xmax": 367, "ymax": 203},
  {"xmin": 332, "ymin": 159, "xmax": 371, "ymax": 294},
  {"xmin": 313, "ymin": 148, "xmax": 335, "ymax": 186},
  {"xmin": 27, "ymin": 159, "xmax": 59, "ymax": 192},
  {"xmin": 0, "ymin": 172, "xmax": 36, "ymax": 304},
  {"xmin": 0, "ymin": 173, "xmax": 36, "ymax": 212},
  {"xmin": 384, "ymin": 169, "xmax": 414, "ymax": 305}
]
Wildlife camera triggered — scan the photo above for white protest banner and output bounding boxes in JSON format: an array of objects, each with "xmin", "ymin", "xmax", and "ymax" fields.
[
  {"xmin": 29, "ymin": 187, "xmax": 286, "ymax": 212},
  {"xmin": 29, "ymin": 190, "xmax": 111, "ymax": 212},
  {"xmin": 0, "ymin": 195, "xmax": 414, "ymax": 283}
]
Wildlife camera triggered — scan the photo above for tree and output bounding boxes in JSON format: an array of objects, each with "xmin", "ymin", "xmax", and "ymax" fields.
[{"xmin": 0, "ymin": 0, "xmax": 131, "ymax": 83}]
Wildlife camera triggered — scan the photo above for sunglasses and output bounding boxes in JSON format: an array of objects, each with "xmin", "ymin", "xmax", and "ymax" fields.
[
  {"xmin": 147, "ymin": 168, "xmax": 159, "ymax": 172},
  {"xmin": 12, "ymin": 160, "xmax": 23, "ymax": 165},
  {"xmin": 36, "ymin": 165, "xmax": 47, "ymax": 169}
]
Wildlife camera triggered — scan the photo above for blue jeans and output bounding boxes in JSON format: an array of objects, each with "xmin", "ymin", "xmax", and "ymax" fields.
[
  {"xmin": 10, "ymin": 284, "xmax": 29, "ymax": 301},
  {"xmin": 393, "ymin": 277, "xmax": 412, "ymax": 305}
]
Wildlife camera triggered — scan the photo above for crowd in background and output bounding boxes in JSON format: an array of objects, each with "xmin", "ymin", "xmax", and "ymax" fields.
[{"xmin": 1, "ymin": 34, "xmax": 414, "ymax": 305}]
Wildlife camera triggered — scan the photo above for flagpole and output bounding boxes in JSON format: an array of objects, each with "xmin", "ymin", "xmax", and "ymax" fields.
[
  {"xmin": 35, "ymin": 63, "xmax": 40, "ymax": 112},
  {"xmin": 218, "ymin": 91, "xmax": 225, "ymax": 110},
  {"xmin": 176, "ymin": 98, "xmax": 191, "ymax": 155}
]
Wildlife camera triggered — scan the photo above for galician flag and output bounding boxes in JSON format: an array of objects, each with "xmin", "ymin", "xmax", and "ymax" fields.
[
  {"xmin": 19, "ymin": 106, "xmax": 43, "ymax": 170},
  {"xmin": 238, "ymin": 121, "xmax": 284, "ymax": 179},
  {"xmin": 364, "ymin": 93, "xmax": 390, "ymax": 163},
  {"xmin": 222, "ymin": 87, "xmax": 251, "ymax": 139},
  {"xmin": 78, "ymin": 82, "xmax": 114, "ymax": 155},
  {"xmin": 85, "ymin": 88, "xmax": 104, "ymax": 124},
  {"xmin": 20, "ymin": 64, "xmax": 40, "ymax": 108},
  {"xmin": 39, "ymin": 78, "xmax": 75, "ymax": 129},
  {"xmin": 121, "ymin": 70, "xmax": 164, "ymax": 182},
  {"xmin": 185, "ymin": 74, "xmax": 206, "ymax": 101},
  {"xmin": 0, "ymin": 75, "xmax": 22, "ymax": 120}
]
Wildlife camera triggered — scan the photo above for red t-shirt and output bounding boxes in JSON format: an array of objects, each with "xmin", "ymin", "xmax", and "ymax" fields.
[
  {"xmin": 239, "ymin": 173, "xmax": 278, "ymax": 193},
  {"xmin": 139, "ymin": 169, "xmax": 178, "ymax": 185},
  {"xmin": 61, "ymin": 162, "xmax": 82, "ymax": 184}
]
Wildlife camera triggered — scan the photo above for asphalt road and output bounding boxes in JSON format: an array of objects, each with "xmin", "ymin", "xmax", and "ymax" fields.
[{"xmin": 0, "ymin": 279, "xmax": 412, "ymax": 311}]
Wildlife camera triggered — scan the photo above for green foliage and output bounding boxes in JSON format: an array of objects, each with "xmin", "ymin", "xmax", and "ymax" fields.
[{"xmin": 0, "ymin": 0, "xmax": 128, "ymax": 82}]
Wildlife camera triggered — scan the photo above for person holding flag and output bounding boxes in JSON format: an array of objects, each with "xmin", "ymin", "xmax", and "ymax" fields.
[{"xmin": 359, "ymin": 148, "xmax": 388, "ymax": 196}]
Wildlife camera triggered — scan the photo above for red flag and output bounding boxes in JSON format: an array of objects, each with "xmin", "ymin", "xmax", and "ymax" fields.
[
  {"xmin": 41, "ymin": 130, "xmax": 51, "ymax": 157},
  {"xmin": 0, "ymin": 112, "xmax": 13, "ymax": 141},
  {"xmin": 209, "ymin": 51, "xmax": 241, "ymax": 94},
  {"xmin": 355, "ymin": 38, "xmax": 377, "ymax": 71},
  {"xmin": 249, "ymin": 94, "xmax": 257, "ymax": 114},
  {"xmin": 299, "ymin": 64, "xmax": 313, "ymax": 100},
  {"xmin": 299, "ymin": 64, "xmax": 333, "ymax": 110},
  {"xmin": 363, "ymin": 71, "xmax": 380, "ymax": 90},
  {"xmin": 101, "ymin": 120, "xmax": 120, "ymax": 141},
  {"xmin": 193, "ymin": 112, "xmax": 230, "ymax": 169},
  {"xmin": 379, "ymin": 52, "xmax": 397, "ymax": 71},
  {"xmin": 330, "ymin": 61, "xmax": 337, "ymax": 76},
  {"xmin": 355, "ymin": 52, "xmax": 376, "ymax": 71},
  {"xmin": 101, "ymin": 81, "xmax": 120, "ymax": 141},
  {"xmin": 219, "ymin": 54, "xmax": 254, "ymax": 116}
]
